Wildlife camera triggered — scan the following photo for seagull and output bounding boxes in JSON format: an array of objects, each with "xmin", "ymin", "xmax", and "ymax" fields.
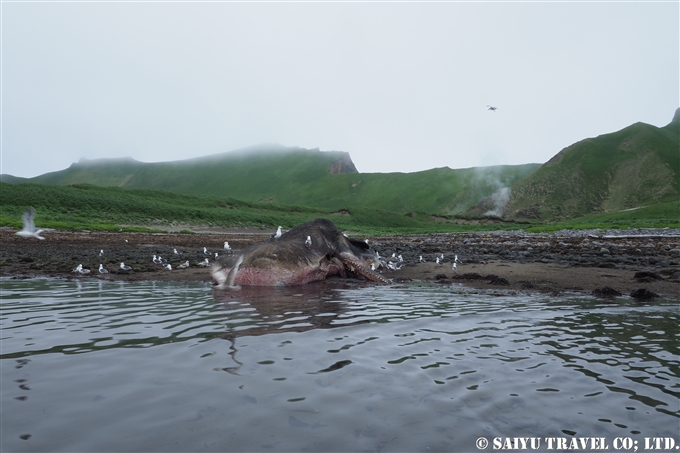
[
  {"xmin": 214, "ymin": 252, "xmax": 219, "ymax": 259},
  {"xmin": 173, "ymin": 248, "xmax": 179, "ymax": 255},
  {"xmin": 454, "ymin": 254, "xmax": 463, "ymax": 264},
  {"xmin": 178, "ymin": 260, "xmax": 190, "ymax": 269},
  {"xmin": 305, "ymin": 236, "xmax": 312, "ymax": 248},
  {"xmin": 73, "ymin": 264, "xmax": 90, "ymax": 275},
  {"xmin": 99, "ymin": 264, "xmax": 108, "ymax": 274},
  {"xmin": 224, "ymin": 241, "xmax": 231, "ymax": 251},
  {"xmin": 120, "ymin": 262, "xmax": 132, "ymax": 271},
  {"xmin": 16, "ymin": 207, "xmax": 46, "ymax": 240},
  {"xmin": 203, "ymin": 247, "xmax": 210, "ymax": 256},
  {"xmin": 435, "ymin": 257, "xmax": 440, "ymax": 265},
  {"xmin": 440, "ymin": 253, "xmax": 445, "ymax": 260},
  {"xmin": 419, "ymin": 256, "xmax": 425, "ymax": 263},
  {"xmin": 452, "ymin": 262, "xmax": 457, "ymax": 272},
  {"xmin": 272, "ymin": 226, "xmax": 282, "ymax": 239},
  {"xmin": 398, "ymin": 255, "xmax": 403, "ymax": 262},
  {"xmin": 99, "ymin": 250, "xmax": 104, "ymax": 257},
  {"xmin": 153, "ymin": 255, "xmax": 159, "ymax": 264},
  {"xmin": 197, "ymin": 258, "xmax": 210, "ymax": 267},
  {"xmin": 164, "ymin": 264, "xmax": 172, "ymax": 271},
  {"xmin": 487, "ymin": 105, "xmax": 497, "ymax": 111}
]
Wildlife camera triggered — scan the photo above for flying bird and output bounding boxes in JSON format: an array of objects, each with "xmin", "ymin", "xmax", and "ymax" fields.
[
  {"xmin": 487, "ymin": 105, "xmax": 497, "ymax": 111},
  {"xmin": 16, "ymin": 207, "xmax": 46, "ymax": 240}
]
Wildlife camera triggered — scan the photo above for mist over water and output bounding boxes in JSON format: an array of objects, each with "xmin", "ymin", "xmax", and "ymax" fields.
[{"xmin": 2, "ymin": 278, "xmax": 678, "ymax": 452}]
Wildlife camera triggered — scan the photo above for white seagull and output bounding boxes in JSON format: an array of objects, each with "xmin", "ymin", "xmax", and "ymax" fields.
[
  {"xmin": 120, "ymin": 262, "xmax": 132, "ymax": 271},
  {"xmin": 419, "ymin": 256, "xmax": 425, "ymax": 263},
  {"xmin": 203, "ymin": 247, "xmax": 210, "ymax": 256},
  {"xmin": 454, "ymin": 255, "xmax": 463, "ymax": 264},
  {"xmin": 272, "ymin": 226, "xmax": 282, "ymax": 239},
  {"xmin": 164, "ymin": 264, "xmax": 172, "ymax": 271},
  {"xmin": 197, "ymin": 258, "xmax": 210, "ymax": 267},
  {"xmin": 173, "ymin": 248, "xmax": 179, "ymax": 255},
  {"xmin": 99, "ymin": 249, "xmax": 104, "ymax": 257},
  {"xmin": 452, "ymin": 262, "xmax": 457, "ymax": 272},
  {"xmin": 16, "ymin": 207, "xmax": 46, "ymax": 240},
  {"xmin": 98, "ymin": 264, "xmax": 108, "ymax": 274},
  {"xmin": 178, "ymin": 260, "xmax": 190, "ymax": 269},
  {"xmin": 215, "ymin": 252, "xmax": 219, "ymax": 259},
  {"xmin": 73, "ymin": 264, "xmax": 90, "ymax": 275},
  {"xmin": 224, "ymin": 241, "xmax": 231, "ymax": 251},
  {"xmin": 435, "ymin": 257, "xmax": 441, "ymax": 265}
]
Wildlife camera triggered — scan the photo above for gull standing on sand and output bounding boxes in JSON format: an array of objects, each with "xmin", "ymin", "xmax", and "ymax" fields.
[
  {"xmin": 16, "ymin": 207, "xmax": 46, "ymax": 240},
  {"xmin": 272, "ymin": 226, "xmax": 282, "ymax": 239},
  {"xmin": 73, "ymin": 264, "xmax": 90, "ymax": 275},
  {"xmin": 99, "ymin": 264, "xmax": 108, "ymax": 274},
  {"xmin": 120, "ymin": 262, "xmax": 132, "ymax": 271}
]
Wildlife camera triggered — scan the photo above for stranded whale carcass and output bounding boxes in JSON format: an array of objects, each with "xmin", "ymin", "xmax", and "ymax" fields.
[{"xmin": 212, "ymin": 218, "xmax": 389, "ymax": 288}]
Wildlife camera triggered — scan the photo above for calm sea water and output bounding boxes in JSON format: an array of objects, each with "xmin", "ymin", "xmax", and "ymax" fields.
[{"xmin": 1, "ymin": 278, "xmax": 678, "ymax": 452}]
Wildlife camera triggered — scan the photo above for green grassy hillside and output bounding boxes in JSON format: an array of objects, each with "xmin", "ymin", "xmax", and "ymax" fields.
[
  {"xmin": 497, "ymin": 109, "xmax": 679, "ymax": 221},
  {"xmin": 2, "ymin": 145, "xmax": 540, "ymax": 215}
]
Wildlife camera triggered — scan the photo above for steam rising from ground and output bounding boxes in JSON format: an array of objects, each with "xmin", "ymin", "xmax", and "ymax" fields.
[{"xmin": 484, "ymin": 186, "xmax": 511, "ymax": 217}]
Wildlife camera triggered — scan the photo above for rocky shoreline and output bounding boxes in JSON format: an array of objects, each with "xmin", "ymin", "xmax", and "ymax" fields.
[{"xmin": 1, "ymin": 227, "xmax": 678, "ymax": 299}]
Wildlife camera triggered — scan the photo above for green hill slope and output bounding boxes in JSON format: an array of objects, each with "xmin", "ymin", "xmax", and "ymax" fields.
[
  {"xmin": 495, "ymin": 109, "xmax": 679, "ymax": 221},
  {"xmin": 2, "ymin": 144, "xmax": 540, "ymax": 215}
]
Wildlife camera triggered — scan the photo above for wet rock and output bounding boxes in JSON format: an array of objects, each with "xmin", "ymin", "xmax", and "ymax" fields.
[
  {"xmin": 629, "ymin": 288, "xmax": 659, "ymax": 300},
  {"xmin": 592, "ymin": 286, "xmax": 622, "ymax": 298},
  {"xmin": 634, "ymin": 271, "xmax": 663, "ymax": 282},
  {"xmin": 488, "ymin": 275, "xmax": 510, "ymax": 286}
]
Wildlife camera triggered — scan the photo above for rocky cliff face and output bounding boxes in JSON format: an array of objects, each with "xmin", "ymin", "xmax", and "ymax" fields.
[{"xmin": 327, "ymin": 152, "xmax": 359, "ymax": 174}]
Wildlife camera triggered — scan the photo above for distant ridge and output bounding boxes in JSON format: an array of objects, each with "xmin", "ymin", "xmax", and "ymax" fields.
[
  {"xmin": 0, "ymin": 144, "xmax": 539, "ymax": 215},
  {"xmin": 465, "ymin": 108, "xmax": 680, "ymax": 221}
]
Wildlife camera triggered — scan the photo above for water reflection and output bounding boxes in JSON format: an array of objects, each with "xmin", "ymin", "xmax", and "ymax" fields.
[{"xmin": 1, "ymin": 278, "xmax": 679, "ymax": 453}]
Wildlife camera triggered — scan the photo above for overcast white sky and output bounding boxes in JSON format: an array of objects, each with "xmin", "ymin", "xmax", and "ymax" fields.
[{"xmin": 2, "ymin": 1, "xmax": 678, "ymax": 178}]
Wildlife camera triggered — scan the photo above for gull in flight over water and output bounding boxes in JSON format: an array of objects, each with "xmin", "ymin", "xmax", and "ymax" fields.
[{"xmin": 16, "ymin": 207, "xmax": 46, "ymax": 240}]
